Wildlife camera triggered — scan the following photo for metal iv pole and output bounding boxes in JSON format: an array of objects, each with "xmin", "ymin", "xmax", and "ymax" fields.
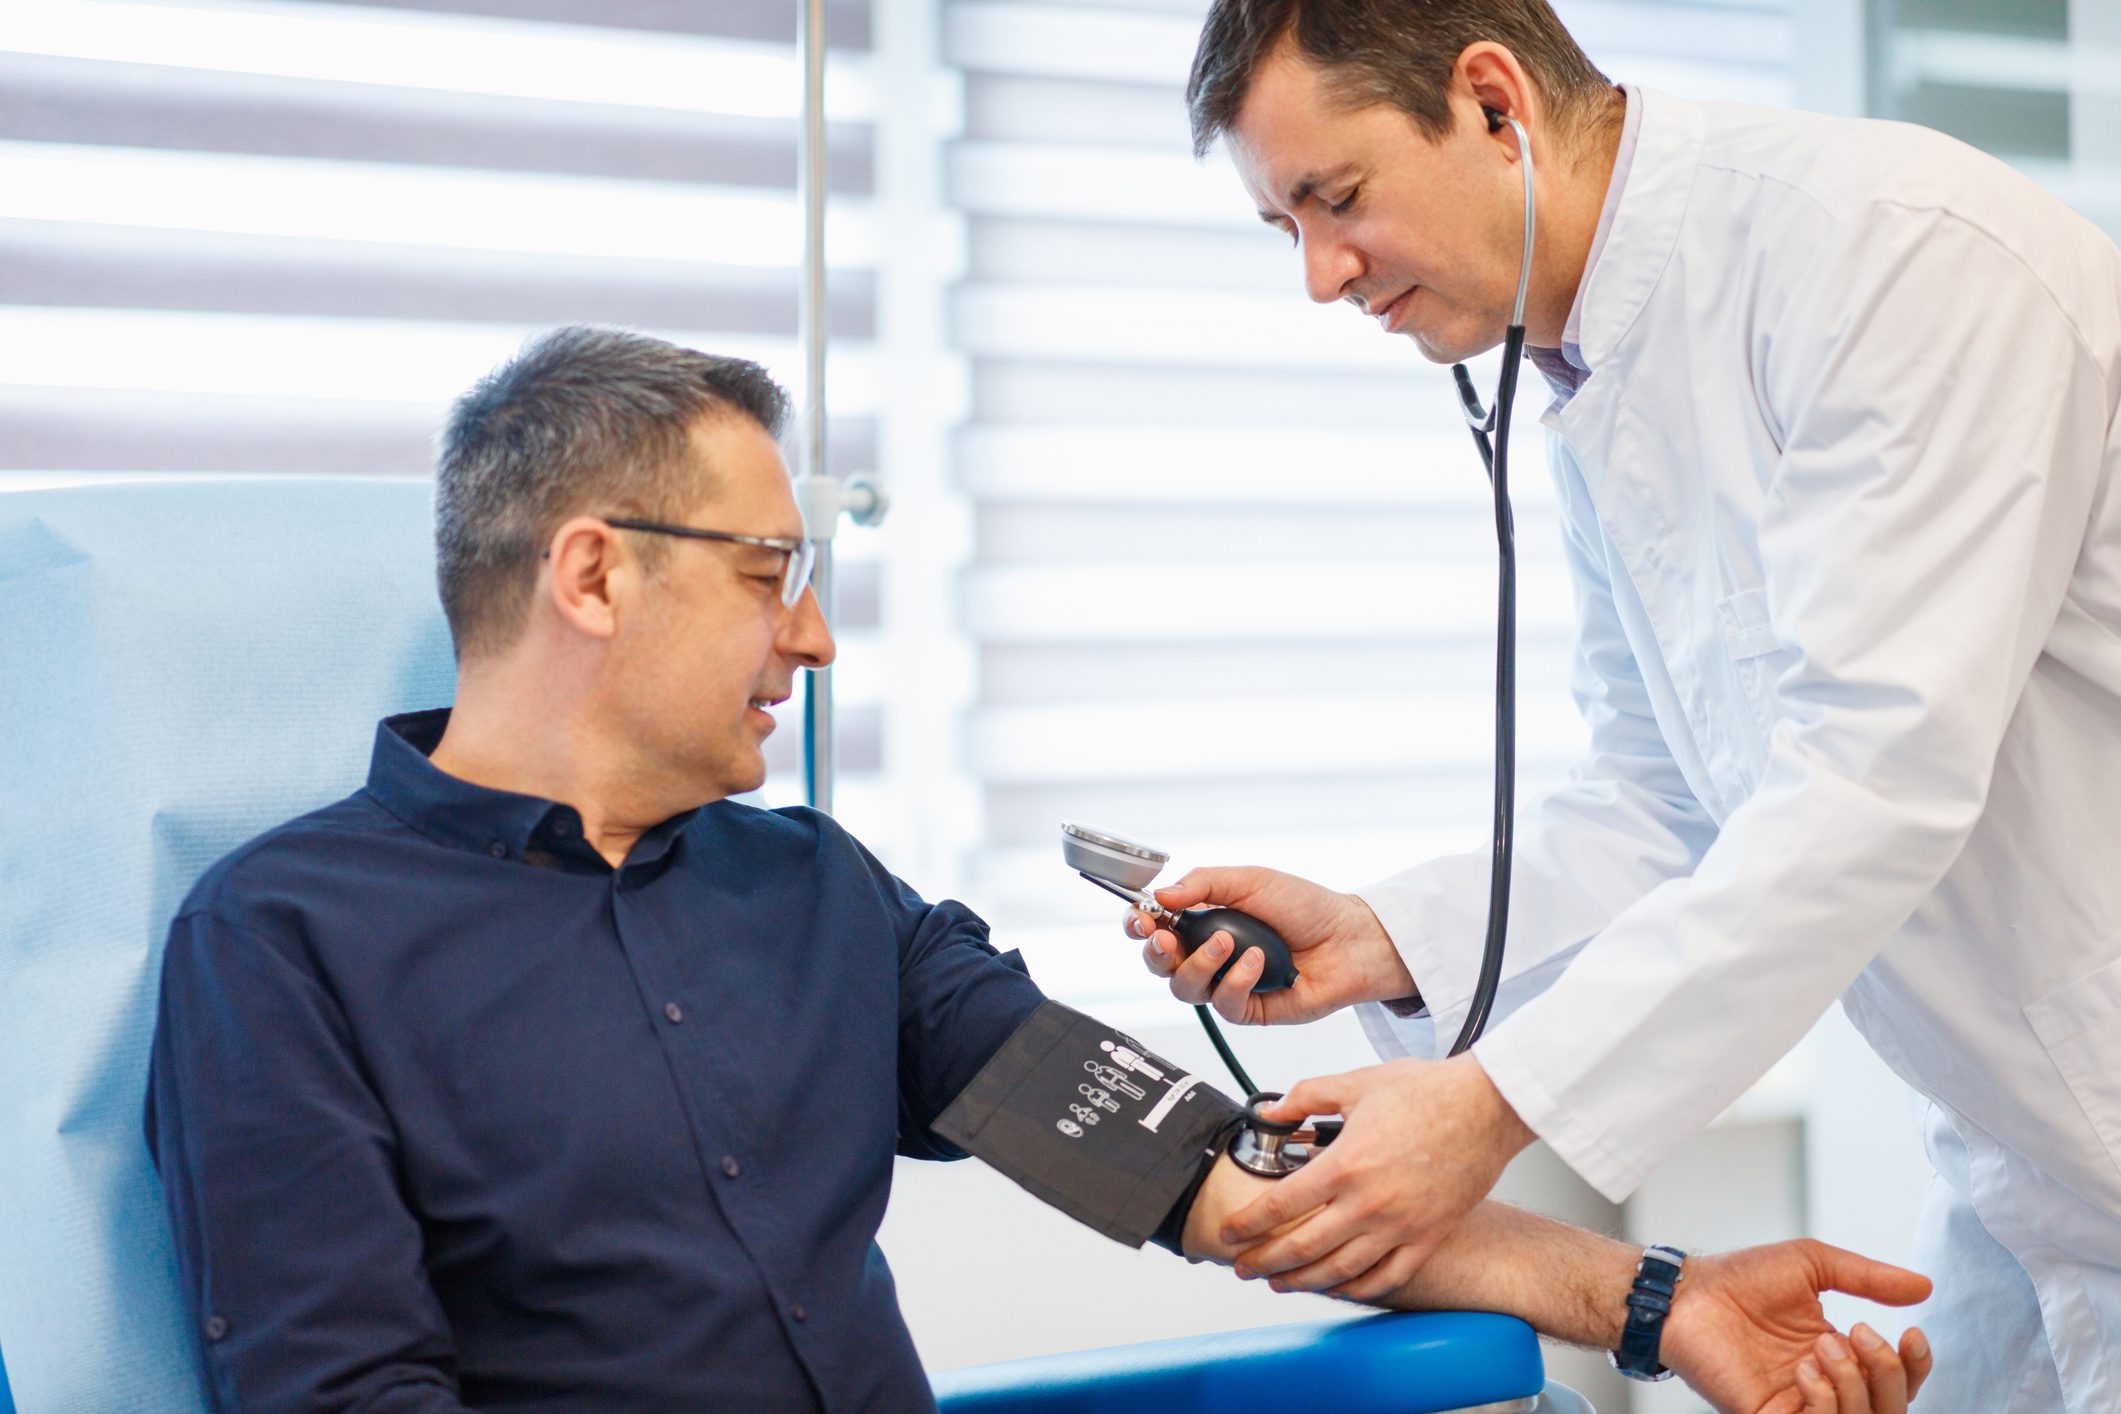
[{"xmin": 795, "ymin": 0, "xmax": 886, "ymax": 815}]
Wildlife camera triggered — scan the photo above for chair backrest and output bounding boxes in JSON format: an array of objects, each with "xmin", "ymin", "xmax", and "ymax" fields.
[{"xmin": 0, "ymin": 479, "xmax": 454, "ymax": 1413}]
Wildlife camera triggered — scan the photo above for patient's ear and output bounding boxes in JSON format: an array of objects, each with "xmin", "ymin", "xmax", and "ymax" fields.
[{"xmin": 543, "ymin": 516, "xmax": 624, "ymax": 641}]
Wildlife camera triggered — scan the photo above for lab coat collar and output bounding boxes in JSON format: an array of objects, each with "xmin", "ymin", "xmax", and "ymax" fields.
[
  {"xmin": 1559, "ymin": 84, "xmax": 1644, "ymax": 365},
  {"xmin": 1567, "ymin": 86, "xmax": 1704, "ymax": 394}
]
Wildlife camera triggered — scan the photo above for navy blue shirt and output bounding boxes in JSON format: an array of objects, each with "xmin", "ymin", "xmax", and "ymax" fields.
[{"xmin": 146, "ymin": 710, "xmax": 1046, "ymax": 1413}]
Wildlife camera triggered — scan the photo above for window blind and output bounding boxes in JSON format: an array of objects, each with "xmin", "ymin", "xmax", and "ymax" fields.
[
  {"xmin": 938, "ymin": 0, "xmax": 1798, "ymax": 1014},
  {"xmin": 0, "ymin": 0, "xmax": 883, "ymax": 808},
  {"xmin": 1866, "ymin": 0, "xmax": 2119, "ymax": 237}
]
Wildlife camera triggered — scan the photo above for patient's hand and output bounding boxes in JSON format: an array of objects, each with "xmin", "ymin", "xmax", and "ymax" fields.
[{"xmin": 1662, "ymin": 1240, "xmax": 1934, "ymax": 1413}]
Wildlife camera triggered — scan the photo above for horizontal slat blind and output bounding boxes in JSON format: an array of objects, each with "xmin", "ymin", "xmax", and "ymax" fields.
[
  {"xmin": 1867, "ymin": 0, "xmax": 2120, "ymax": 237},
  {"xmin": 941, "ymin": 0, "xmax": 1795, "ymax": 1009},
  {"xmin": 0, "ymin": 0, "xmax": 882, "ymax": 805}
]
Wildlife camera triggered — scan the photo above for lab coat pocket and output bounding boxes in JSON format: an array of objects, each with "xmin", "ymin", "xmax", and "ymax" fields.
[
  {"xmin": 2025, "ymin": 955, "xmax": 2121, "ymax": 1181},
  {"xmin": 1718, "ymin": 587, "xmax": 1788, "ymax": 748}
]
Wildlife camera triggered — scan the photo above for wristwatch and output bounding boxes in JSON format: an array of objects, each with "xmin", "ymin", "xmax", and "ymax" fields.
[{"xmin": 1607, "ymin": 1244, "xmax": 1686, "ymax": 1382}]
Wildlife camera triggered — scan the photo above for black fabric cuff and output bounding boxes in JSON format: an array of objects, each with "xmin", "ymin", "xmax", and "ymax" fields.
[
  {"xmin": 933, "ymin": 1001, "xmax": 1242, "ymax": 1249},
  {"xmin": 1147, "ymin": 1133, "xmax": 1229, "ymax": 1256}
]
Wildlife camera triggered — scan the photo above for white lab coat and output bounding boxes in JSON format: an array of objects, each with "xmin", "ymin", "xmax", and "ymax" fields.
[{"xmin": 1354, "ymin": 89, "xmax": 2121, "ymax": 1412}]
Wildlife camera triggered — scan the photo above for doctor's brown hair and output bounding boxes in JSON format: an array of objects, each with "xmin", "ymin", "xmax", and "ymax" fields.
[{"xmin": 1186, "ymin": 0, "xmax": 1615, "ymax": 158}]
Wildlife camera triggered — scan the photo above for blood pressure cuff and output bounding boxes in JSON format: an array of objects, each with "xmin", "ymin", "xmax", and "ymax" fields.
[{"xmin": 932, "ymin": 1001, "xmax": 1244, "ymax": 1250}]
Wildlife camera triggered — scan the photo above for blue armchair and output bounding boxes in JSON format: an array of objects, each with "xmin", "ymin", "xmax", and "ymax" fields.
[{"xmin": 0, "ymin": 480, "xmax": 1587, "ymax": 1413}]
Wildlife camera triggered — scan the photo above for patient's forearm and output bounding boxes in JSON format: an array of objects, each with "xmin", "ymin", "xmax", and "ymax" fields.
[
  {"xmin": 1373, "ymin": 1199, "xmax": 1635, "ymax": 1347},
  {"xmin": 1183, "ymin": 1157, "xmax": 1633, "ymax": 1349}
]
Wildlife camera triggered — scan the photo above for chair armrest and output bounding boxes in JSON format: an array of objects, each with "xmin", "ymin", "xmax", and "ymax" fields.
[{"xmin": 931, "ymin": 1309, "xmax": 1545, "ymax": 1414}]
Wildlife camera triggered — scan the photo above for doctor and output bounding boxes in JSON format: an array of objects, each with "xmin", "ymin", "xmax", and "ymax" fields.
[{"xmin": 1133, "ymin": 1, "xmax": 2121, "ymax": 1410}]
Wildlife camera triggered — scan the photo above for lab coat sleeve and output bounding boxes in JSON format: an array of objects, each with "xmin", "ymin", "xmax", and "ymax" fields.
[
  {"xmin": 1356, "ymin": 433, "xmax": 1721, "ymax": 1057},
  {"xmin": 1473, "ymin": 208, "xmax": 2109, "ymax": 1200}
]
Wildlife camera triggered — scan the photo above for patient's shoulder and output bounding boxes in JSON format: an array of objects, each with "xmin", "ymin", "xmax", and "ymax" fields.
[
  {"xmin": 699, "ymin": 796, "xmax": 863, "ymax": 855},
  {"xmin": 698, "ymin": 799, "xmax": 908, "ymax": 896},
  {"xmin": 172, "ymin": 791, "xmax": 394, "ymax": 937}
]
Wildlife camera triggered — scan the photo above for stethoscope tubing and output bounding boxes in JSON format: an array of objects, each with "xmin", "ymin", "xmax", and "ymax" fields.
[
  {"xmin": 1143, "ymin": 113, "xmax": 1534, "ymax": 1095},
  {"xmin": 1445, "ymin": 113, "xmax": 1535, "ymax": 1058}
]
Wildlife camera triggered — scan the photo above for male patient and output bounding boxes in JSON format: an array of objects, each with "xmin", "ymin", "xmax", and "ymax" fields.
[{"xmin": 147, "ymin": 326, "xmax": 1928, "ymax": 1414}]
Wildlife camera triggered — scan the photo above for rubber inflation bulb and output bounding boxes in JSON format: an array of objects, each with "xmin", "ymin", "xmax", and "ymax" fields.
[{"xmin": 1171, "ymin": 908, "xmax": 1299, "ymax": 993}]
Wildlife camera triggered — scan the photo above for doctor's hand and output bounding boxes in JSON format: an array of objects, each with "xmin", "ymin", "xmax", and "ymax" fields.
[
  {"xmin": 1661, "ymin": 1240, "xmax": 1934, "ymax": 1414},
  {"xmin": 1128, "ymin": 865, "xmax": 1415, "ymax": 1026},
  {"xmin": 1221, "ymin": 1052, "xmax": 1533, "ymax": 1296}
]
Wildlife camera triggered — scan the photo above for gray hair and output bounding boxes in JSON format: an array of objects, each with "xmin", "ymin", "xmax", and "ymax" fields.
[
  {"xmin": 434, "ymin": 325, "xmax": 790, "ymax": 661},
  {"xmin": 1187, "ymin": 0, "xmax": 1615, "ymax": 159}
]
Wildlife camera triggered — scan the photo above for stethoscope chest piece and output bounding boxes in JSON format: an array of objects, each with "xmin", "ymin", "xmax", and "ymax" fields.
[{"xmin": 1228, "ymin": 1091, "xmax": 1341, "ymax": 1179}]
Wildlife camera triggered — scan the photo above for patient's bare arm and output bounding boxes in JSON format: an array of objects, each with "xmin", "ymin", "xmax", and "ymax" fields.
[
  {"xmin": 1183, "ymin": 1159, "xmax": 1640, "ymax": 1344},
  {"xmin": 1182, "ymin": 1157, "xmax": 1934, "ymax": 1414}
]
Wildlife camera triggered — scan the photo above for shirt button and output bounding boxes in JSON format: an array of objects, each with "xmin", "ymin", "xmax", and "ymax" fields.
[
  {"xmin": 204, "ymin": 1315, "xmax": 229, "ymax": 1341},
  {"xmin": 553, "ymin": 816, "xmax": 573, "ymax": 836},
  {"xmin": 664, "ymin": 1002, "xmax": 684, "ymax": 1024},
  {"xmin": 791, "ymin": 1303, "xmax": 808, "ymax": 1323},
  {"xmin": 488, "ymin": 841, "xmax": 507, "ymax": 858},
  {"xmin": 720, "ymin": 1155, "xmax": 740, "ymax": 1179}
]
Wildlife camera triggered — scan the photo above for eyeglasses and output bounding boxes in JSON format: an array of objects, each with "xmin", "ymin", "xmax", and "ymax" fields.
[{"xmin": 602, "ymin": 517, "xmax": 816, "ymax": 608}]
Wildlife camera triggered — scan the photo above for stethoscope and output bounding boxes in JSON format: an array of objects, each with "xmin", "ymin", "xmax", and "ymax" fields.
[
  {"xmin": 1061, "ymin": 108, "xmax": 1535, "ymax": 1161},
  {"xmin": 1441, "ymin": 105, "xmax": 1535, "ymax": 1058}
]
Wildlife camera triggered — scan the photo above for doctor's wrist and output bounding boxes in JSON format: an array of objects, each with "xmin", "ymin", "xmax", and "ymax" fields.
[{"xmin": 1337, "ymin": 892, "xmax": 1418, "ymax": 1008}]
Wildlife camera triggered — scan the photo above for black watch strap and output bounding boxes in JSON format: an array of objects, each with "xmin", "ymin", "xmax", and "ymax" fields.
[{"xmin": 1608, "ymin": 1244, "xmax": 1685, "ymax": 1382}]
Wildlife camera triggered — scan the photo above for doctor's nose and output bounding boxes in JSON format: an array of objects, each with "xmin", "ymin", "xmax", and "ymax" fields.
[{"xmin": 1300, "ymin": 231, "xmax": 1361, "ymax": 305}]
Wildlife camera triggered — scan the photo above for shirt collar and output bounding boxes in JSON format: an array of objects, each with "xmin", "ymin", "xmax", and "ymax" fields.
[
  {"xmin": 1528, "ymin": 84, "xmax": 1642, "ymax": 402},
  {"xmin": 364, "ymin": 709, "xmax": 699, "ymax": 874}
]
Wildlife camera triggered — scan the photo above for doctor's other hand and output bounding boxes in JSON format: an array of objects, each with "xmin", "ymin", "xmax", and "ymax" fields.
[
  {"xmin": 1127, "ymin": 865, "xmax": 1415, "ymax": 1026},
  {"xmin": 1661, "ymin": 1240, "xmax": 1934, "ymax": 1414},
  {"xmin": 1223, "ymin": 1052, "xmax": 1533, "ymax": 1293}
]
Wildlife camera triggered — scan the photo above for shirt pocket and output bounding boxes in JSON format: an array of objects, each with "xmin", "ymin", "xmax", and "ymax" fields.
[{"xmin": 2024, "ymin": 955, "xmax": 2121, "ymax": 1182}]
